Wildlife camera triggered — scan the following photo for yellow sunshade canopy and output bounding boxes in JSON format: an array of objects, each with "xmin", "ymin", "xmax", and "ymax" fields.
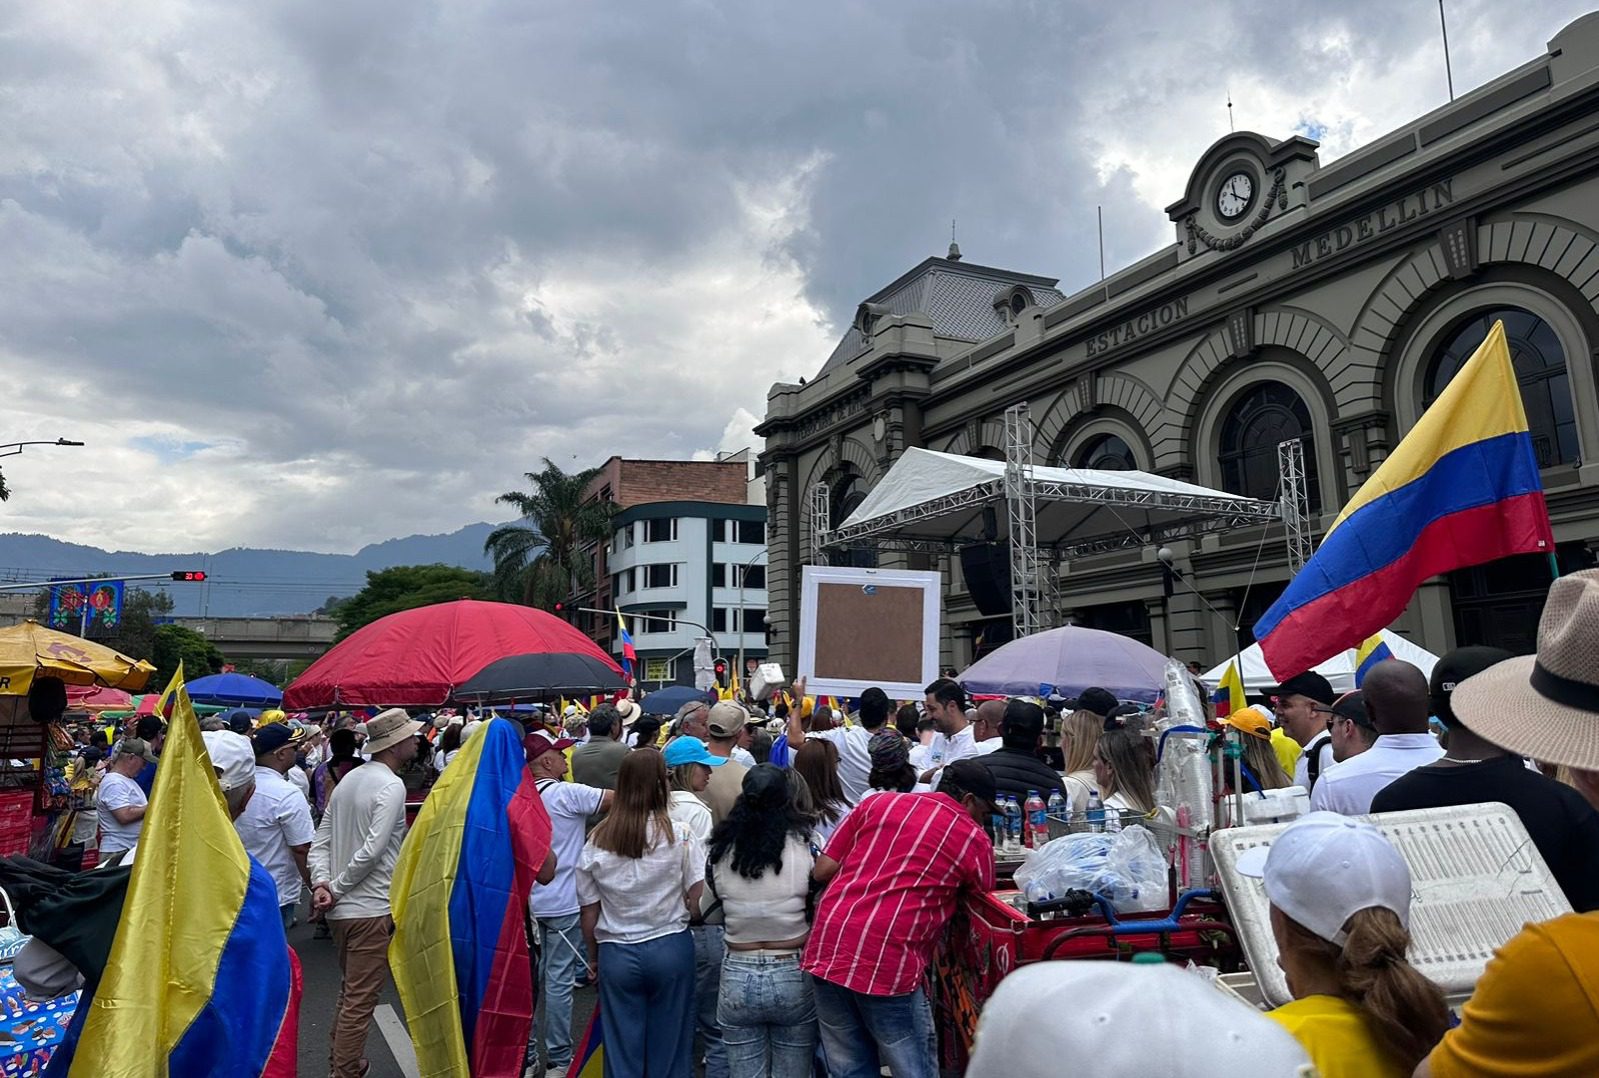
[{"xmin": 0, "ymin": 620, "xmax": 155, "ymax": 695}]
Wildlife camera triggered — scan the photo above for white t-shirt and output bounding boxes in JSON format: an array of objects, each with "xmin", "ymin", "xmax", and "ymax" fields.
[
  {"xmin": 532, "ymin": 779, "xmax": 607, "ymax": 919},
  {"xmin": 730, "ymin": 746, "xmax": 756, "ymax": 769},
  {"xmin": 973, "ymin": 737, "xmax": 1003, "ymax": 756},
  {"xmin": 942, "ymin": 726, "xmax": 979, "ymax": 764},
  {"xmin": 285, "ymin": 766, "xmax": 311, "ymax": 803},
  {"xmin": 236, "ymin": 766, "xmax": 316, "ymax": 907},
  {"xmin": 1292, "ymin": 734, "xmax": 1337, "ymax": 791},
  {"xmin": 1309, "ymin": 733, "xmax": 1444, "ymax": 815},
  {"xmin": 308, "ymin": 761, "xmax": 408, "ymax": 921},
  {"xmin": 669, "ymin": 790, "xmax": 714, "ymax": 844},
  {"xmin": 97, "ymin": 772, "xmax": 146, "ymax": 853},
  {"xmin": 808, "ymin": 724, "xmax": 875, "ymax": 804},
  {"xmin": 576, "ymin": 821, "xmax": 704, "ymax": 944}
]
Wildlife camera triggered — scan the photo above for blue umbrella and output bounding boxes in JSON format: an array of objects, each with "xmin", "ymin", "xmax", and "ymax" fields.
[
  {"xmin": 639, "ymin": 684, "xmax": 713, "ymax": 716},
  {"xmin": 186, "ymin": 672, "xmax": 284, "ymax": 708},
  {"xmin": 957, "ymin": 626, "xmax": 1169, "ymax": 702}
]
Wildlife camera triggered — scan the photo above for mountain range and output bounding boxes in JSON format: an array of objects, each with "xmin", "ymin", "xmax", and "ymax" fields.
[{"xmin": 0, "ymin": 524, "xmax": 502, "ymax": 617}]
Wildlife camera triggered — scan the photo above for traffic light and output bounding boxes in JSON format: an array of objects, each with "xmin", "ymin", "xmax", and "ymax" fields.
[
  {"xmin": 552, "ymin": 601, "xmax": 567, "ymax": 620},
  {"xmin": 171, "ymin": 571, "xmax": 207, "ymax": 582},
  {"xmin": 713, "ymin": 657, "xmax": 729, "ymax": 687}
]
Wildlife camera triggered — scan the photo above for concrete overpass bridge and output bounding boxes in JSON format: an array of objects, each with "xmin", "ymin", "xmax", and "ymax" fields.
[{"xmin": 173, "ymin": 616, "xmax": 338, "ymax": 661}]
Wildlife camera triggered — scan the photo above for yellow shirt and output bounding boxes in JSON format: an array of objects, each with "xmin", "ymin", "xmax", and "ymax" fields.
[
  {"xmin": 1268, "ymin": 994, "xmax": 1406, "ymax": 1078},
  {"xmin": 1427, "ymin": 912, "xmax": 1599, "ymax": 1077},
  {"xmin": 1271, "ymin": 727, "xmax": 1303, "ymax": 777}
]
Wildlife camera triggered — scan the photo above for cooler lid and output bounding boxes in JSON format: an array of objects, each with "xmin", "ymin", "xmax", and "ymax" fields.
[{"xmin": 1212, "ymin": 804, "xmax": 1572, "ymax": 1008}]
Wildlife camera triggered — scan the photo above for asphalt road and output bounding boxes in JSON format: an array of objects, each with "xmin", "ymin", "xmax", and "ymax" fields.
[{"xmin": 291, "ymin": 913, "xmax": 598, "ymax": 1078}]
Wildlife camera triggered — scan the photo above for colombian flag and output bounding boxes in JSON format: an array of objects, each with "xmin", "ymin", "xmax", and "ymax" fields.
[
  {"xmin": 1211, "ymin": 659, "xmax": 1245, "ymax": 719},
  {"xmin": 1353, "ymin": 633, "xmax": 1395, "ymax": 687},
  {"xmin": 53, "ymin": 666, "xmax": 299, "ymax": 1077},
  {"xmin": 616, "ymin": 611, "xmax": 637, "ymax": 678},
  {"xmin": 390, "ymin": 718, "xmax": 553, "ymax": 1077},
  {"xmin": 567, "ymin": 1003, "xmax": 604, "ymax": 1077},
  {"xmin": 1255, "ymin": 321, "xmax": 1553, "ymax": 679}
]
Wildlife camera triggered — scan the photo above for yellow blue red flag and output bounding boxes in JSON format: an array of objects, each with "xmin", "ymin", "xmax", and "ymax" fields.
[
  {"xmin": 1256, "ymin": 321, "xmax": 1553, "ymax": 679},
  {"xmin": 1353, "ymin": 633, "xmax": 1395, "ymax": 687},
  {"xmin": 1210, "ymin": 659, "xmax": 1245, "ymax": 719},
  {"xmin": 54, "ymin": 665, "xmax": 300, "ymax": 1077},
  {"xmin": 568, "ymin": 1003, "xmax": 604, "ymax": 1077},
  {"xmin": 390, "ymin": 717, "xmax": 553, "ymax": 1077}
]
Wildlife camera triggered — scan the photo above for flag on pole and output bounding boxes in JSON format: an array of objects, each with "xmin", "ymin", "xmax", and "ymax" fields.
[
  {"xmin": 390, "ymin": 717, "xmax": 553, "ymax": 1078},
  {"xmin": 1255, "ymin": 320, "xmax": 1554, "ymax": 679},
  {"xmin": 1353, "ymin": 633, "xmax": 1395, "ymax": 687},
  {"xmin": 567, "ymin": 1001, "xmax": 605, "ymax": 1077},
  {"xmin": 616, "ymin": 611, "xmax": 636, "ymax": 678},
  {"xmin": 54, "ymin": 665, "xmax": 300, "ymax": 1077},
  {"xmin": 1211, "ymin": 660, "xmax": 1245, "ymax": 719}
]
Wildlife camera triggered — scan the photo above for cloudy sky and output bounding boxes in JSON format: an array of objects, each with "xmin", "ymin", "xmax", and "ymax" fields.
[{"xmin": 1, "ymin": 0, "xmax": 1590, "ymax": 553}]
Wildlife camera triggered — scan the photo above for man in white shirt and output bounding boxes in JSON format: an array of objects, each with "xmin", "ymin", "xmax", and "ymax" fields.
[
  {"xmin": 98, "ymin": 738, "xmax": 156, "ymax": 856},
  {"xmin": 920, "ymin": 678, "xmax": 976, "ymax": 782},
  {"xmin": 310, "ymin": 707, "xmax": 421, "ymax": 1078},
  {"xmin": 527, "ymin": 731, "xmax": 613, "ymax": 1078},
  {"xmin": 1310, "ymin": 661, "xmax": 1443, "ymax": 816},
  {"xmin": 239, "ymin": 723, "xmax": 316, "ymax": 930},
  {"xmin": 785, "ymin": 682, "xmax": 893, "ymax": 804},
  {"xmin": 971, "ymin": 699, "xmax": 1005, "ymax": 756},
  {"xmin": 1271, "ymin": 672, "xmax": 1339, "ymax": 791}
]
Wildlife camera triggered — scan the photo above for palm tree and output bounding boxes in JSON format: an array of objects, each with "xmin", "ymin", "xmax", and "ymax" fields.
[{"xmin": 484, "ymin": 459, "xmax": 615, "ymax": 608}]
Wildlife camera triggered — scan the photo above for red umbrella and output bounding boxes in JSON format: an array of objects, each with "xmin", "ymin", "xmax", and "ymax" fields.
[
  {"xmin": 282, "ymin": 600, "xmax": 624, "ymax": 709},
  {"xmin": 66, "ymin": 685, "xmax": 133, "ymax": 712}
]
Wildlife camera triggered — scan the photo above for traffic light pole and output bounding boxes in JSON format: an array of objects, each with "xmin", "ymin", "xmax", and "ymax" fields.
[
  {"xmin": 570, "ymin": 606, "xmax": 722, "ymax": 689},
  {"xmin": 0, "ymin": 572, "xmax": 202, "ymax": 592}
]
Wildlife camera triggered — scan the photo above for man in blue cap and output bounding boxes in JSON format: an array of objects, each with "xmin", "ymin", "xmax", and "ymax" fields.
[{"xmin": 239, "ymin": 722, "xmax": 315, "ymax": 929}]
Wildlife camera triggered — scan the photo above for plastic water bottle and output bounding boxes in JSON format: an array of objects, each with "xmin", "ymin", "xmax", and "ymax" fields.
[
  {"xmin": 1025, "ymin": 790, "xmax": 1049, "ymax": 849},
  {"xmin": 1047, "ymin": 789, "xmax": 1066, "ymax": 818},
  {"xmin": 989, "ymin": 805, "xmax": 1007, "ymax": 848},
  {"xmin": 1003, "ymin": 795, "xmax": 1024, "ymax": 853},
  {"xmin": 1086, "ymin": 789, "xmax": 1106, "ymax": 832}
]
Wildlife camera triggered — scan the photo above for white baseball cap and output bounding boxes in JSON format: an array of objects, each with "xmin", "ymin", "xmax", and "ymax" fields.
[
  {"xmin": 202, "ymin": 730, "xmax": 257, "ymax": 793},
  {"xmin": 967, "ymin": 963, "xmax": 1314, "ymax": 1078},
  {"xmin": 1235, "ymin": 811, "xmax": 1411, "ymax": 945}
]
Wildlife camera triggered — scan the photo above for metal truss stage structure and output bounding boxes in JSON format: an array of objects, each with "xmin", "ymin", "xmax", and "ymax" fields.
[{"xmin": 812, "ymin": 402, "xmax": 1288, "ymax": 637}]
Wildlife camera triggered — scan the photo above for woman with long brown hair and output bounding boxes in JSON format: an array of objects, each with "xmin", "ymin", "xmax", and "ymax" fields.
[
  {"xmin": 577, "ymin": 748, "xmax": 705, "ymax": 1077},
  {"xmin": 1092, "ymin": 725, "xmax": 1158, "ymax": 816},
  {"xmin": 1240, "ymin": 812, "xmax": 1449, "ymax": 1077},
  {"xmin": 1059, "ymin": 709, "xmax": 1103, "ymax": 816},
  {"xmin": 1220, "ymin": 707, "xmax": 1293, "ymax": 791},
  {"xmin": 792, "ymin": 739, "xmax": 850, "ymax": 840}
]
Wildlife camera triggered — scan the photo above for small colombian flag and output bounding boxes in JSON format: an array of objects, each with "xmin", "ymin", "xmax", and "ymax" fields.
[
  {"xmin": 1353, "ymin": 633, "xmax": 1395, "ymax": 687},
  {"xmin": 1211, "ymin": 659, "xmax": 1245, "ymax": 720}
]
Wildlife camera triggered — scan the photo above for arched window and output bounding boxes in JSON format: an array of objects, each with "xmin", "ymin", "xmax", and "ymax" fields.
[
  {"xmin": 1218, "ymin": 381, "xmax": 1321, "ymax": 511},
  {"xmin": 1425, "ymin": 308, "xmax": 1576, "ymax": 469},
  {"xmin": 830, "ymin": 471, "xmax": 877, "ymax": 568},
  {"xmin": 1074, "ymin": 433, "xmax": 1137, "ymax": 471}
]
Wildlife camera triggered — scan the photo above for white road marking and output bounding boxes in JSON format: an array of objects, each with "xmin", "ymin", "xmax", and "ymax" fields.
[{"xmin": 374, "ymin": 1003, "xmax": 421, "ymax": 1078}]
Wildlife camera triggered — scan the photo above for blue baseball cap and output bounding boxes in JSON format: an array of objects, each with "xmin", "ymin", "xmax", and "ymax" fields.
[{"xmin": 662, "ymin": 736, "xmax": 726, "ymax": 769}]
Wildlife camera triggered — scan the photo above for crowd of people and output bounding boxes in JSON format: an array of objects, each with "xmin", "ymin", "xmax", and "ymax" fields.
[{"xmin": 35, "ymin": 567, "xmax": 1599, "ymax": 1077}]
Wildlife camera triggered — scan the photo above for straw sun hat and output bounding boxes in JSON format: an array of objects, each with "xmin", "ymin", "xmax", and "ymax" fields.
[{"xmin": 1451, "ymin": 568, "xmax": 1599, "ymax": 770}]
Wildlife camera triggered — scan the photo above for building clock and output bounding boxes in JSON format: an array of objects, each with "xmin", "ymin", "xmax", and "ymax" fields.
[{"xmin": 1216, "ymin": 172, "xmax": 1254, "ymax": 219}]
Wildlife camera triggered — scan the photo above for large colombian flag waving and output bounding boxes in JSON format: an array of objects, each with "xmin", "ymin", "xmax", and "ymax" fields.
[
  {"xmin": 52, "ymin": 665, "xmax": 299, "ymax": 1077},
  {"xmin": 1255, "ymin": 320, "xmax": 1554, "ymax": 679},
  {"xmin": 391, "ymin": 717, "xmax": 553, "ymax": 1078}
]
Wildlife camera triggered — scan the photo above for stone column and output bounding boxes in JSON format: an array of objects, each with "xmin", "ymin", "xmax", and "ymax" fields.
[
  {"xmin": 1412, "ymin": 578, "xmax": 1457, "ymax": 656},
  {"xmin": 1203, "ymin": 590, "xmax": 1240, "ymax": 664},
  {"xmin": 1144, "ymin": 596, "xmax": 1170, "ymax": 655}
]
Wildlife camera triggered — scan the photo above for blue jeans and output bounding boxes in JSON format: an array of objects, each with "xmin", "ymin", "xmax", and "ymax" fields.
[
  {"xmin": 532, "ymin": 913, "xmax": 584, "ymax": 1068},
  {"xmin": 279, "ymin": 902, "xmax": 296, "ymax": 931},
  {"xmin": 717, "ymin": 951, "xmax": 816, "ymax": 1078},
  {"xmin": 598, "ymin": 930, "xmax": 695, "ymax": 1077},
  {"xmin": 810, "ymin": 976, "xmax": 935, "ymax": 1078},
  {"xmin": 692, "ymin": 924, "xmax": 728, "ymax": 1078}
]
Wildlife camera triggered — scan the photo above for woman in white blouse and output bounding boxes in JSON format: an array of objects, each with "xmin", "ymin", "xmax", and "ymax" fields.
[
  {"xmin": 577, "ymin": 748, "xmax": 704, "ymax": 1077},
  {"xmin": 702, "ymin": 765, "xmax": 820, "ymax": 1078}
]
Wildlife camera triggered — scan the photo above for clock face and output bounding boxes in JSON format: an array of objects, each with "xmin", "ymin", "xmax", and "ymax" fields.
[{"xmin": 1216, "ymin": 172, "xmax": 1254, "ymax": 220}]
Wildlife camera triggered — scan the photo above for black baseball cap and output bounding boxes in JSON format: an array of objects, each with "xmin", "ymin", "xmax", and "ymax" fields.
[
  {"xmin": 1075, "ymin": 687, "xmax": 1118, "ymax": 717},
  {"xmin": 1429, "ymin": 646, "xmax": 1515, "ymax": 729},
  {"xmin": 1314, "ymin": 690, "xmax": 1372, "ymax": 729},
  {"xmin": 940, "ymin": 758, "xmax": 1000, "ymax": 814},
  {"xmin": 1271, "ymin": 671, "xmax": 1336, "ymax": 706},
  {"xmin": 251, "ymin": 723, "xmax": 305, "ymax": 757}
]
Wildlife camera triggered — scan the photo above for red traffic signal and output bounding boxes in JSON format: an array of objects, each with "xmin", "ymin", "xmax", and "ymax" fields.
[
  {"xmin": 713, "ymin": 658, "xmax": 729, "ymax": 685},
  {"xmin": 171, "ymin": 571, "xmax": 207, "ymax": 582}
]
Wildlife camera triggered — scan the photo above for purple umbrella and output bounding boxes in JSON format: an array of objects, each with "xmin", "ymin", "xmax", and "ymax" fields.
[{"xmin": 958, "ymin": 626, "xmax": 1170, "ymax": 702}]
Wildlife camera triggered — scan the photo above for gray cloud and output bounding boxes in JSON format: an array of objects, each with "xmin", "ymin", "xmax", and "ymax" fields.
[{"xmin": 0, "ymin": 0, "xmax": 1589, "ymax": 551}]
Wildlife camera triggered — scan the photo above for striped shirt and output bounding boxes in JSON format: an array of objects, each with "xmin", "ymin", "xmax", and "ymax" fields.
[{"xmin": 802, "ymin": 791, "xmax": 993, "ymax": 996}]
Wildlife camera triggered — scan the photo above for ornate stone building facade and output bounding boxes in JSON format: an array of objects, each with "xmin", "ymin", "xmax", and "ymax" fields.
[{"xmin": 757, "ymin": 15, "xmax": 1599, "ymax": 673}]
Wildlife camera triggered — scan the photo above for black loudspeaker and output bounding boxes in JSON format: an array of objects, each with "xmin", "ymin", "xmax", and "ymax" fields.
[{"xmin": 960, "ymin": 543, "xmax": 1012, "ymax": 616}]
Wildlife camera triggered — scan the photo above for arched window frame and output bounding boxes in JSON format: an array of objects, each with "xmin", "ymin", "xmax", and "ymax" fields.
[{"xmin": 1193, "ymin": 355, "xmax": 1337, "ymax": 516}]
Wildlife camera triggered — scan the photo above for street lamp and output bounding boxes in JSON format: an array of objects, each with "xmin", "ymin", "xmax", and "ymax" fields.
[
  {"xmin": 734, "ymin": 547, "xmax": 767, "ymax": 688},
  {"xmin": 0, "ymin": 438, "xmax": 85, "ymax": 458}
]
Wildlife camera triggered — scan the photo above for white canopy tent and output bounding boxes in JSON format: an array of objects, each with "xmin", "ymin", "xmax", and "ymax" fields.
[
  {"xmin": 826, "ymin": 447, "xmax": 1280, "ymax": 554},
  {"xmin": 1202, "ymin": 630, "xmax": 1442, "ymax": 695}
]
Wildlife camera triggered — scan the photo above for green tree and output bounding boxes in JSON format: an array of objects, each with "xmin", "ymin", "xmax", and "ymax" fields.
[
  {"xmin": 151, "ymin": 624, "xmax": 225, "ymax": 687},
  {"xmin": 333, "ymin": 564, "xmax": 493, "ymax": 640},
  {"xmin": 0, "ymin": 468, "xmax": 9, "ymax": 501},
  {"xmin": 485, "ymin": 459, "xmax": 615, "ymax": 607},
  {"xmin": 229, "ymin": 657, "xmax": 290, "ymax": 685}
]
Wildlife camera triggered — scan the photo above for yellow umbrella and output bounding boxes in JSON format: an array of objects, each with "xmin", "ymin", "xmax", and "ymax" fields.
[{"xmin": 0, "ymin": 620, "xmax": 156, "ymax": 695}]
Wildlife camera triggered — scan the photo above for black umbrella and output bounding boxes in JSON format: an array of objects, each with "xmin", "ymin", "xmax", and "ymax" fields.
[{"xmin": 452, "ymin": 652, "xmax": 629, "ymax": 702}]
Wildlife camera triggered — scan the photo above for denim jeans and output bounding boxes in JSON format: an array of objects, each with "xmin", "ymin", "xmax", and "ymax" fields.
[
  {"xmin": 531, "ymin": 913, "xmax": 584, "ymax": 1068},
  {"xmin": 810, "ymin": 976, "xmax": 936, "ymax": 1078},
  {"xmin": 598, "ymin": 930, "xmax": 696, "ymax": 1077},
  {"xmin": 717, "ymin": 951, "xmax": 817, "ymax": 1078},
  {"xmin": 692, "ymin": 924, "xmax": 729, "ymax": 1078}
]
